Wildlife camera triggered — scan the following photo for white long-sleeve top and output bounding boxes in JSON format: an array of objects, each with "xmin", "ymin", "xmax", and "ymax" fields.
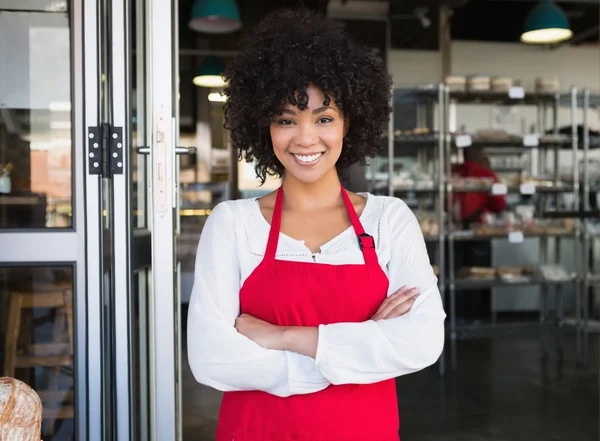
[{"xmin": 187, "ymin": 193, "xmax": 446, "ymax": 398}]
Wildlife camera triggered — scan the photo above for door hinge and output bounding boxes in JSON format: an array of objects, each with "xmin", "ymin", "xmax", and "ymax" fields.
[{"xmin": 88, "ymin": 123, "xmax": 124, "ymax": 176}]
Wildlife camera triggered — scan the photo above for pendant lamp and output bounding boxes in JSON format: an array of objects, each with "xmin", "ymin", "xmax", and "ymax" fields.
[
  {"xmin": 520, "ymin": 0, "xmax": 573, "ymax": 44},
  {"xmin": 189, "ymin": 0, "xmax": 242, "ymax": 34},
  {"xmin": 193, "ymin": 56, "xmax": 227, "ymax": 88}
]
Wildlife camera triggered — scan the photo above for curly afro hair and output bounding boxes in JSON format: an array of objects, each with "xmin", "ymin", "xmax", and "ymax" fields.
[{"xmin": 223, "ymin": 7, "xmax": 392, "ymax": 183}]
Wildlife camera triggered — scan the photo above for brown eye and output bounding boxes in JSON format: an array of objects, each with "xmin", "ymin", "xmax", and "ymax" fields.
[
  {"xmin": 317, "ymin": 117, "xmax": 333, "ymax": 124},
  {"xmin": 276, "ymin": 119, "xmax": 294, "ymax": 125}
]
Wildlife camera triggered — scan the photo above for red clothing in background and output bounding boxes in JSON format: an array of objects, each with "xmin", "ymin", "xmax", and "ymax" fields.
[{"xmin": 452, "ymin": 161, "xmax": 507, "ymax": 224}]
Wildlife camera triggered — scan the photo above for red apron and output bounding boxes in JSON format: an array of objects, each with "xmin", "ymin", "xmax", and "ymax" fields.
[{"xmin": 217, "ymin": 186, "xmax": 399, "ymax": 441}]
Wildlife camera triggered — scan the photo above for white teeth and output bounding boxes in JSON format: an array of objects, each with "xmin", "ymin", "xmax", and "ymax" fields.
[{"xmin": 294, "ymin": 153, "xmax": 323, "ymax": 163}]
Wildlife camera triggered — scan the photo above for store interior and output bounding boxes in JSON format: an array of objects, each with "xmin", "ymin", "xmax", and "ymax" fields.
[
  {"xmin": 1, "ymin": 0, "xmax": 599, "ymax": 439},
  {"xmin": 177, "ymin": 0, "xmax": 600, "ymax": 440}
]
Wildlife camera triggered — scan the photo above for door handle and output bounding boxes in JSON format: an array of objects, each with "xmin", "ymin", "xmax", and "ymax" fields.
[{"xmin": 136, "ymin": 146, "xmax": 197, "ymax": 155}]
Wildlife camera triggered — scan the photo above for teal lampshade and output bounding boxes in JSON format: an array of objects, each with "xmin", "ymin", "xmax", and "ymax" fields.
[
  {"xmin": 193, "ymin": 56, "xmax": 227, "ymax": 87},
  {"xmin": 521, "ymin": 0, "xmax": 573, "ymax": 44},
  {"xmin": 189, "ymin": 0, "xmax": 242, "ymax": 34}
]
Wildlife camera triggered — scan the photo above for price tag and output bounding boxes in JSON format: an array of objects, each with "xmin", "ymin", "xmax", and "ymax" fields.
[
  {"xmin": 455, "ymin": 134, "xmax": 472, "ymax": 148},
  {"xmin": 509, "ymin": 87, "xmax": 525, "ymax": 99},
  {"xmin": 523, "ymin": 134, "xmax": 539, "ymax": 147},
  {"xmin": 520, "ymin": 182, "xmax": 536, "ymax": 195},
  {"xmin": 491, "ymin": 183, "xmax": 507, "ymax": 195},
  {"xmin": 508, "ymin": 231, "xmax": 524, "ymax": 243}
]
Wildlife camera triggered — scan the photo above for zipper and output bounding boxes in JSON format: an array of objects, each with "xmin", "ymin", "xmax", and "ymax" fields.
[{"xmin": 312, "ymin": 254, "xmax": 317, "ymax": 262}]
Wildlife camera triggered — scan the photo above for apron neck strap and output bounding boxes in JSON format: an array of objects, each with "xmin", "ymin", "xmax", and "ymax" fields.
[
  {"xmin": 341, "ymin": 187, "xmax": 378, "ymax": 266},
  {"xmin": 264, "ymin": 185, "xmax": 377, "ymax": 265},
  {"xmin": 264, "ymin": 186, "xmax": 284, "ymax": 260}
]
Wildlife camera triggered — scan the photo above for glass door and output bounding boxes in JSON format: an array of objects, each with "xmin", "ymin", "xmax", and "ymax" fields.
[
  {"xmin": 0, "ymin": 0, "xmax": 103, "ymax": 440},
  {"xmin": 107, "ymin": 0, "xmax": 182, "ymax": 440}
]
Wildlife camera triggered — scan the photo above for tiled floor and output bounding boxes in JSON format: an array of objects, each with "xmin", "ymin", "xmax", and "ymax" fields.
[{"xmin": 182, "ymin": 334, "xmax": 599, "ymax": 441}]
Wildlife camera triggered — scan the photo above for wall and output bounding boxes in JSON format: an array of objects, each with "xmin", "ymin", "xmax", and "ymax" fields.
[
  {"xmin": 390, "ymin": 41, "xmax": 600, "ymax": 131},
  {"xmin": 389, "ymin": 41, "xmax": 600, "ymax": 92}
]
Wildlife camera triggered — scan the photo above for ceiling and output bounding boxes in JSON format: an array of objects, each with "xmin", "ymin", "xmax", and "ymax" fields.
[{"xmin": 178, "ymin": 0, "xmax": 600, "ymax": 53}]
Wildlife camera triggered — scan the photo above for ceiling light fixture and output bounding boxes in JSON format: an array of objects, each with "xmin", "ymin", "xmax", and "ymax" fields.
[
  {"xmin": 208, "ymin": 92, "xmax": 227, "ymax": 102},
  {"xmin": 189, "ymin": 0, "xmax": 242, "ymax": 34},
  {"xmin": 521, "ymin": 0, "xmax": 573, "ymax": 44},
  {"xmin": 193, "ymin": 56, "xmax": 227, "ymax": 88}
]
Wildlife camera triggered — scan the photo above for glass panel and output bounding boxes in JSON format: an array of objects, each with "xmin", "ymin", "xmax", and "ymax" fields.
[
  {"xmin": 133, "ymin": 268, "xmax": 150, "ymax": 441},
  {"xmin": 0, "ymin": 0, "xmax": 66, "ymax": 12},
  {"xmin": 0, "ymin": 5, "xmax": 72, "ymax": 228},
  {"xmin": 131, "ymin": 0, "xmax": 147, "ymax": 229},
  {"xmin": 0, "ymin": 265, "xmax": 75, "ymax": 440}
]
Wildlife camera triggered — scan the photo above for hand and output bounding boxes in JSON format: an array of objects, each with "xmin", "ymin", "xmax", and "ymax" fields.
[
  {"xmin": 371, "ymin": 286, "xmax": 420, "ymax": 321},
  {"xmin": 235, "ymin": 314, "xmax": 285, "ymax": 350}
]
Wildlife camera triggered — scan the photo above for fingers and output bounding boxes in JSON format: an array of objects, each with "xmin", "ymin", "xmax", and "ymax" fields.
[
  {"xmin": 374, "ymin": 286, "xmax": 416, "ymax": 316},
  {"xmin": 385, "ymin": 296, "xmax": 418, "ymax": 319},
  {"xmin": 372, "ymin": 286, "xmax": 420, "ymax": 321},
  {"xmin": 372, "ymin": 286, "xmax": 409, "ymax": 316}
]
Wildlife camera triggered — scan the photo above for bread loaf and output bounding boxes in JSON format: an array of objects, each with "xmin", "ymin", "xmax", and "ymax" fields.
[{"xmin": 0, "ymin": 377, "xmax": 42, "ymax": 441}]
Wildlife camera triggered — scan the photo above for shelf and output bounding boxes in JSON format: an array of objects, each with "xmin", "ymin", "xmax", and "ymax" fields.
[
  {"xmin": 393, "ymin": 133, "xmax": 572, "ymax": 149},
  {"xmin": 392, "ymin": 187, "xmax": 437, "ymax": 195},
  {"xmin": 460, "ymin": 137, "xmax": 572, "ymax": 149},
  {"xmin": 453, "ymin": 275, "xmax": 574, "ymax": 290},
  {"xmin": 451, "ymin": 231, "xmax": 574, "ymax": 241},
  {"xmin": 450, "ymin": 321, "xmax": 565, "ymax": 340},
  {"xmin": 391, "ymin": 183, "xmax": 574, "ymax": 195},
  {"xmin": 451, "ymin": 184, "xmax": 573, "ymax": 194},
  {"xmin": 394, "ymin": 133, "xmax": 440, "ymax": 143},
  {"xmin": 395, "ymin": 87, "xmax": 600, "ymax": 108},
  {"xmin": 449, "ymin": 90, "xmax": 560, "ymax": 106}
]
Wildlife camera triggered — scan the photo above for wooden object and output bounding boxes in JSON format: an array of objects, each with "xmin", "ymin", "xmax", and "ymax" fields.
[
  {"xmin": 0, "ymin": 377, "xmax": 42, "ymax": 441},
  {"xmin": 2, "ymin": 288, "xmax": 74, "ymax": 436}
]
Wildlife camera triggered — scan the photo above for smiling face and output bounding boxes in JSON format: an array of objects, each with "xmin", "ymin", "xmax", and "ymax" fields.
[{"xmin": 269, "ymin": 84, "xmax": 347, "ymax": 185}]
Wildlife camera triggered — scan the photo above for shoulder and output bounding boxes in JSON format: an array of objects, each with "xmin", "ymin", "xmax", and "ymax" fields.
[
  {"xmin": 209, "ymin": 198, "xmax": 258, "ymax": 219},
  {"xmin": 364, "ymin": 194, "xmax": 415, "ymax": 223},
  {"xmin": 203, "ymin": 198, "xmax": 261, "ymax": 237},
  {"xmin": 363, "ymin": 194, "xmax": 422, "ymax": 245}
]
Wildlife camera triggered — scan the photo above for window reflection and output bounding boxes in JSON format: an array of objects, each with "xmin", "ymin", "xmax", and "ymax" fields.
[
  {"xmin": 0, "ymin": 265, "xmax": 75, "ymax": 440},
  {"xmin": 0, "ymin": 7, "xmax": 72, "ymax": 228}
]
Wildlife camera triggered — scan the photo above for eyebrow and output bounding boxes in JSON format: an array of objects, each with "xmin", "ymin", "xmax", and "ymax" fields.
[{"xmin": 281, "ymin": 106, "xmax": 338, "ymax": 115}]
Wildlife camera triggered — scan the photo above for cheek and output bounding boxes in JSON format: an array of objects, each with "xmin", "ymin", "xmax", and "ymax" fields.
[
  {"xmin": 321, "ymin": 127, "xmax": 345, "ymax": 151},
  {"xmin": 269, "ymin": 126, "xmax": 290, "ymax": 153}
]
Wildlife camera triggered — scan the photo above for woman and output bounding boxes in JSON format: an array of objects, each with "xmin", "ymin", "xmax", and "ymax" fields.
[{"xmin": 187, "ymin": 8, "xmax": 446, "ymax": 441}]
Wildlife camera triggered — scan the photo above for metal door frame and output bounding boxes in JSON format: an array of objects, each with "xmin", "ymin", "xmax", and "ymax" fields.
[
  {"xmin": 107, "ymin": 0, "xmax": 182, "ymax": 438},
  {"xmin": 148, "ymin": 0, "xmax": 181, "ymax": 438}
]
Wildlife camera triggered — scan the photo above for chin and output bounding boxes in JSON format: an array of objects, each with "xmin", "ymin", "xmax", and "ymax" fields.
[{"xmin": 284, "ymin": 168, "xmax": 328, "ymax": 185}]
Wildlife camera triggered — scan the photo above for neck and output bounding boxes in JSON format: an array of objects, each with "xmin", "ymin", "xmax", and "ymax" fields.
[{"xmin": 281, "ymin": 170, "xmax": 343, "ymax": 211}]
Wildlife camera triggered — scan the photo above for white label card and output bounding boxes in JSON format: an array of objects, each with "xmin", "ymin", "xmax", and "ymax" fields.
[
  {"xmin": 491, "ymin": 183, "xmax": 507, "ymax": 195},
  {"xmin": 520, "ymin": 182, "xmax": 536, "ymax": 195},
  {"xmin": 523, "ymin": 134, "xmax": 539, "ymax": 147},
  {"xmin": 508, "ymin": 231, "xmax": 524, "ymax": 243},
  {"xmin": 455, "ymin": 134, "xmax": 472, "ymax": 148},
  {"xmin": 509, "ymin": 87, "xmax": 525, "ymax": 99}
]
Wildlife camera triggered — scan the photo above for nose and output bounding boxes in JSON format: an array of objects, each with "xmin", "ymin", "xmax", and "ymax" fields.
[{"xmin": 294, "ymin": 123, "xmax": 319, "ymax": 148}]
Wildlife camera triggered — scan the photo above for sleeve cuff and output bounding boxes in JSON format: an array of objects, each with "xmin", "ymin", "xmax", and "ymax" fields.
[
  {"xmin": 285, "ymin": 350, "xmax": 329, "ymax": 394},
  {"xmin": 314, "ymin": 324, "xmax": 330, "ymax": 375}
]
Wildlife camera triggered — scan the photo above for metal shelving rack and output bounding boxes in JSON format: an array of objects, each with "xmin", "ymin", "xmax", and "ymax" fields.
[
  {"xmin": 573, "ymin": 88, "xmax": 600, "ymax": 367},
  {"xmin": 445, "ymin": 86, "xmax": 581, "ymax": 371},
  {"xmin": 378, "ymin": 83, "xmax": 599, "ymax": 373}
]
